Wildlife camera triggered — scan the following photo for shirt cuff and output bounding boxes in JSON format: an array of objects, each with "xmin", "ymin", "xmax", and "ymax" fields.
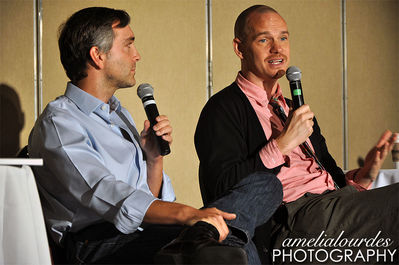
[
  {"xmin": 114, "ymin": 189, "xmax": 158, "ymax": 234},
  {"xmin": 345, "ymin": 168, "xmax": 372, "ymax": 191},
  {"xmin": 259, "ymin": 139, "xmax": 286, "ymax": 169}
]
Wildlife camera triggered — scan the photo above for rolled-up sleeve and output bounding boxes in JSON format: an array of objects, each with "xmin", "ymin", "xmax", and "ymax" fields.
[
  {"xmin": 32, "ymin": 111, "xmax": 159, "ymax": 234},
  {"xmin": 115, "ymin": 190, "xmax": 158, "ymax": 233}
]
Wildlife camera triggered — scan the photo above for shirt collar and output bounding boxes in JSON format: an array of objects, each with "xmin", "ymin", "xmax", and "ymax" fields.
[
  {"xmin": 236, "ymin": 72, "xmax": 284, "ymax": 107},
  {"xmin": 270, "ymin": 83, "xmax": 285, "ymax": 108},
  {"xmin": 64, "ymin": 82, "xmax": 121, "ymax": 115}
]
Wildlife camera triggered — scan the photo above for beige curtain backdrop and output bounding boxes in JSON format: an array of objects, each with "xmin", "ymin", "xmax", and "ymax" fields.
[{"xmin": 1, "ymin": 0, "xmax": 398, "ymax": 207}]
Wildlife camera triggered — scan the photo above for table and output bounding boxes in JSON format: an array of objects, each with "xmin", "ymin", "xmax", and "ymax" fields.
[
  {"xmin": 372, "ymin": 169, "xmax": 399, "ymax": 189},
  {"xmin": 0, "ymin": 163, "xmax": 51, "ymax": 265}
]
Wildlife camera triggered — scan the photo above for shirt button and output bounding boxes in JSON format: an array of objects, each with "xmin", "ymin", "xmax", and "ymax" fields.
[{"xmin": 101, "ymin": 105, "xmax": 106, "ymax": 111}]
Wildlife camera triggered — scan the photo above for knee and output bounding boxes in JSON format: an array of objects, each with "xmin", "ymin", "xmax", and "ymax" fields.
[{"xmin": 244, "ymin": 172, "xmax": 283, "ymax": 205}]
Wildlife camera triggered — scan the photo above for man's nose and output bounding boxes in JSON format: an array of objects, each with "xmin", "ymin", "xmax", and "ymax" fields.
[
  {"xmin": 270, "ymin": 40, "xmax": 282, "ymax": 53},
  {"xmin": 133, "ymin": 47, "xmax": 141, "ymax": 61}
]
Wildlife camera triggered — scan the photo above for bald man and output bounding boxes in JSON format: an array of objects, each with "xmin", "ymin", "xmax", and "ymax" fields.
[{"xmin": 195, "ymin": 5, "xmax": 398, "ymax": 264}]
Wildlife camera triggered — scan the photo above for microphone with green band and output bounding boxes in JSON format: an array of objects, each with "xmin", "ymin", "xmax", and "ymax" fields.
[
  {"xmin": 285, "ymin": 66, "xmax": 329, "ymax": 174},
  {"xmin": 286, "ymin": 66, "xmax": 304, "ymax": 110}
]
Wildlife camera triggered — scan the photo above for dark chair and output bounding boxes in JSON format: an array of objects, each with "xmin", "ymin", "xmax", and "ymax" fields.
[
  {"xmin": 16, "ymin": 145, "xmax": 29, "ymax": 158},
  {"xmin": 253, "ymin": 220, "xmax": 273, "ymax": 264},
  {"xmin": 154, "ymin": 245, "xmax": 248, "ymax": 264}
]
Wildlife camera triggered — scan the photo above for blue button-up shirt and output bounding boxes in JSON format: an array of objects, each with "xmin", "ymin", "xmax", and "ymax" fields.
[{"xmin": 28, "ymin": 83, "xmax": 175, "ymax": 243}]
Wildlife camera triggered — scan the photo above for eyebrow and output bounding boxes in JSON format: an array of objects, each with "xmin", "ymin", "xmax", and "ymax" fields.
[
  {"xmin": 254, "ymin": 31, "xmax": 289, "ymax": 38},
  {"xmin": 124, "ymin": 36, "xmax": 135, "ymax": 44}
]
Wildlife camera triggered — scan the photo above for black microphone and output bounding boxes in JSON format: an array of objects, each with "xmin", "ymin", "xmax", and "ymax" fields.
[
  {"xmin": 137, "ymin": 83, "xmax": 171, "ymax": 156},
  {"xmin": 285, "ymin": 66, "xmax": 326, "ymax": 171},
  {"xmin": 286, "ymin": 66, "xmax": 304, "ymax": 110}
]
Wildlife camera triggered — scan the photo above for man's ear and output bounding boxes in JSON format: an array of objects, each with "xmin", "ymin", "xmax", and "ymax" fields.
[
  {"xmin": 89, "ymin": 46, "xmax": 105, "ymax": 69},
  {"xmin": 233, "ymin": 37, "xmax": 244, "ymax": 60}
]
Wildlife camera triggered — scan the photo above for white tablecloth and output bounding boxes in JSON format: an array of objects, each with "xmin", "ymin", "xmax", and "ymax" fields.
[
  {"xmin": 0, "ymin": 165, "xmax": 51, "ymax": 265},
  {"xmin": 372, "ymin": 169, "xmax": 399, "ymax": 189}
]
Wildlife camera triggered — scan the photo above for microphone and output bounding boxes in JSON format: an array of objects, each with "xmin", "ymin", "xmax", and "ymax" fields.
[
  {"xmin": 137, "ymin": 83, "xmax": 171, "ymax": 156},
  {"xmin": 285, "ymin": 66, "xmax": 326, "ymax": 171},
  {"xmin": 286, "ymin": 66, "xmax": 304, "ymax": 110}
]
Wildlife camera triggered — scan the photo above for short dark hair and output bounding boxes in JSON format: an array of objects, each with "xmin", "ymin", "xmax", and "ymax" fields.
[
  {"xmin": 58, "ymin": 7, "xmax": 130, "ymax": 83},
  {"xmin": 234, "ymin": 5, "xmax": 278, "ymax": 43}
]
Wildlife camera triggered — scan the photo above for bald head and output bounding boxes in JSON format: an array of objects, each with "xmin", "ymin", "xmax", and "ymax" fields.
[{"xmin": 234, "ymin": 5, "xmax": 280, "ymax": 43}]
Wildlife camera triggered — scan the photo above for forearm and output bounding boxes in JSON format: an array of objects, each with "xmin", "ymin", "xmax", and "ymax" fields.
[
  {"xmin": 143, "ymin": 200, "xmax": 197, "ymax": 225},
  {"xmin": 356, "ymin": 169, "xmax": 374, "ymax": 187},
  {"xmin": 146, "ymin": 157, "xmax": 164, "ymax": 197}
]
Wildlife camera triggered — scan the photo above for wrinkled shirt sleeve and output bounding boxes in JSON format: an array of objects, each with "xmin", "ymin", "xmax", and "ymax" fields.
[
  {"xmin": 34, "ymin": 113, "xmax": 157, "ymax": 234},
  {"xmin": 259, "ymin": 139, "xmax": 287, "ymax": 169},
  {"xmin": 345, "ymin": 169, "xmax": 372, "ymax": 191}
]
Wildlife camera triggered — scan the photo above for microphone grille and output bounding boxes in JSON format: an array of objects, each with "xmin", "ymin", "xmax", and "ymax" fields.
[
  {"xmin": 137, "ymin": 83, "xmax": 154, "ymax": 99},
  {"xmin": 286, "ymin": 66, "xmax": 302, "ymax": 81}
]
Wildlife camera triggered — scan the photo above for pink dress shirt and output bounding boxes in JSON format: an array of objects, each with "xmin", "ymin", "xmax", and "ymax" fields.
[{"xmin": 235, "ymin": 72, "xmax": 368, "ymax": 203}]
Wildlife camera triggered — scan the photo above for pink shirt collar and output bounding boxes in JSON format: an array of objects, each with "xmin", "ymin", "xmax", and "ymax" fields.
[{"xmin": 235, "ymin": 72, "xmax": 286, "ymax": 108}]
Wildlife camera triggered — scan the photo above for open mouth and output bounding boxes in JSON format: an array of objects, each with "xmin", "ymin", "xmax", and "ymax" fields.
[{"xmin": 268, "ymin": 59, "xmax": 283, "ymax": 65}]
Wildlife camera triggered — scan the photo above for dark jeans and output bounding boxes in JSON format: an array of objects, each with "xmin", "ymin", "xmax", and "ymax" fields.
[
  {"xmin": 208, "ymin": 171, "xmax": 283, "ymax": 264},
  {"xmin": 65, "ymin": 223, "xmax": 183, "ymax": 264},
  {"xmin": 270, "ymin": 183, "xmax": 399, "ymax": 264},
  {"xmin": 64, "ymin": 172, "xmax": 283, "ymax": 264}
]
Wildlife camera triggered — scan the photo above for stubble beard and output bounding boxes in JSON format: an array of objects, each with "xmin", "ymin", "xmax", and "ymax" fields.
[
  {"xmin": 117, "ymin": 78, "xmax": 136, "ymax": 89},
  {"xmin": 106, "ymin": 72, "xmax": 136, "ymax": 89}
]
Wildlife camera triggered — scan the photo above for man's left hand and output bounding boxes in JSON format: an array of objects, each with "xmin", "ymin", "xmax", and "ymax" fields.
[
  {"xmin": 140, "ymin": 115, "xmax": 173, "ymax": 162},
  {"xmin": 355, "ymin": 130, "xmax": 397, "ymax": 187}
]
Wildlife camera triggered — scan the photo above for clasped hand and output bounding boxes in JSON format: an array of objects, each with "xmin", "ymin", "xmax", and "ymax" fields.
[
  {"xmin": 140, "ymin": 115, "xmax": 173, "ymax": 162},
  {"xmin": 276, "ymin": 104, "xmax": 314, "ymax": 155}
]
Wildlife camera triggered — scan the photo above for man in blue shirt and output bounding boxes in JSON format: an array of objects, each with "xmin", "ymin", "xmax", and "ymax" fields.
[{"xmin": 29, "ymin": 7, "xmax": 282, "ymax": 264}]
